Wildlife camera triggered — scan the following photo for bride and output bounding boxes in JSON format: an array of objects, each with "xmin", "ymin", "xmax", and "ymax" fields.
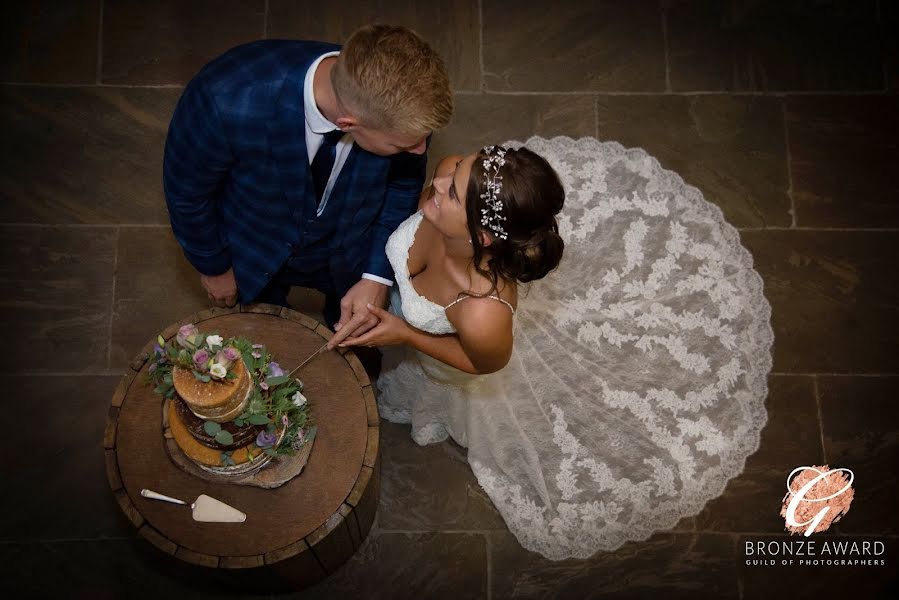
[{"xmin": 338, "ymin": 137, "xmax": 772, "ymax": 560}]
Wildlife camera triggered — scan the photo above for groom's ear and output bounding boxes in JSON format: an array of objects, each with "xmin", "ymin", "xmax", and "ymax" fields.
[{"xmin": 336, "ymin": 116, "xmax": 358, "ymax": 130}]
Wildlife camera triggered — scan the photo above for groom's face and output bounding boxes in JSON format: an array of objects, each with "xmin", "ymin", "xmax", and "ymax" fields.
[{"xmin": 348, "ymin": 125, "xmax": 428, "ymax": 157}]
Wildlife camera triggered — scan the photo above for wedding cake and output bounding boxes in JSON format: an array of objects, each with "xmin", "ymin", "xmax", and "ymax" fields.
[{"xmin": 146, "ymin": 324, "xmax": 315, "ymax": 476}]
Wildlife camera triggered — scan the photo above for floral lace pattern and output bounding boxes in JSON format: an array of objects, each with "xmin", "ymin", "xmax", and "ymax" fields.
[{"xmin": 376, "ymin": 136, "xmax": 773, "ymax": 560}]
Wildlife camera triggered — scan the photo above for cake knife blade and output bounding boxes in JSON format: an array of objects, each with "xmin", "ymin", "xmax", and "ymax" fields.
[{"xmin": 287, "ymin": 341, "xmax": 329, "ymax": 377}]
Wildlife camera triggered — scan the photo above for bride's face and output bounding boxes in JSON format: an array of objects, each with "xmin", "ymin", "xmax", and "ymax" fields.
[{"xmin": 421, "ymin": 153, "xmax": 480, "ymax": 242}]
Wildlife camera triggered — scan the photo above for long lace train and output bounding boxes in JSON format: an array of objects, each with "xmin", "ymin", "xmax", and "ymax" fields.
[{"xmin": 376, "ymin": 136, "xmax": 774, "ymax": 560}]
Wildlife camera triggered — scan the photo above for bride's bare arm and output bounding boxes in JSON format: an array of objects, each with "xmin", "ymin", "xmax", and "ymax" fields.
[
  {"xmin": 339, "ymin": 299, "xmax": 514, "ymax": 375},
  {"xmin": 403, "ymin": 299, "xmax": 513, "ymax": 374}
]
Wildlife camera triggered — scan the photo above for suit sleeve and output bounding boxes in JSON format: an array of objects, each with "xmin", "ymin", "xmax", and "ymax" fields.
[
  {"xmin": 162, "ymin": 77, "xmax": 235, "ymax": 276},
  {"xmin": 363, "ymin": 138, "xmax": 429, "ymax": 282}
]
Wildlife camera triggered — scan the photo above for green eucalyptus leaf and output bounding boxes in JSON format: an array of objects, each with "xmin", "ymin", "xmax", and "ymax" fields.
[
  {"xmin": 263, "ymin": 447, "xmax": 277, "ymax": 457},
  {"xmin": 249, "ymin": 413, "xmax": 270, "ymax": 425},
  {"xmin": 203, "ymin": 421, "xmax": 222, "ymax": 435},
  {"xmin": 215, "ymin": 430, "xmax": 234, "ymax": 445},
  {"xmin": 265, "ymin": 375, "xmax": 290, "ymax": 386}
]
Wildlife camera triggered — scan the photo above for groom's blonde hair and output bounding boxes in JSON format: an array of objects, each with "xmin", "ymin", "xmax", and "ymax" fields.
[{"xmin": 331, "ymin": 24, "xmax": 453, "ymax": 138}]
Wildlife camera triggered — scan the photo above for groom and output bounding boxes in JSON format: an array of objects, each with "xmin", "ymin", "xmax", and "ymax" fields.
[{"xmin": 163, "ymin": 25, "xmax": 452, "ymax": 343}]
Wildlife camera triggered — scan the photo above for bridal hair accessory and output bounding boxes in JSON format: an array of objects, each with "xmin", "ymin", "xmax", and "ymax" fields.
[{"xmin": 479, "ymin": 145, "xmax": 508, "ymax": 240}]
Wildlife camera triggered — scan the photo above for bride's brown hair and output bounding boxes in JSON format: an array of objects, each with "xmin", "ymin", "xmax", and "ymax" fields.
[{"xmin": 461, "ymin": 146, "xmax": 565, "ymax": 299}]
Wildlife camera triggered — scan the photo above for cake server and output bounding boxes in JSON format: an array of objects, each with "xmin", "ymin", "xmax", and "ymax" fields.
[{"xmin": 140, "ymin": 488, "xmax": 246, "ymax": 523}]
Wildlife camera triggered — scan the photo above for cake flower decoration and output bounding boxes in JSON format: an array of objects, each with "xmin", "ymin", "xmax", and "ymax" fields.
[
  {"xmin": 209, "ymin": 363, "xmax": 227, "ymax": 379},
  {"xmin": 192, "ymin": 349, "xmax": 210, "ymax": 371},
  {"xmin": 213, "ymin": 346, "xmax": 240, "ymax": 370},
  {"xmin": 176, "ymin": 324, "xmax": 199, "ymax": 348},
  {"xmin": 146, "ymin": 324, "xmax": 316, "ymax": 458},
  {"xmin": 255, "ymin": 430, "xmax": 278, "ymax": 449}
]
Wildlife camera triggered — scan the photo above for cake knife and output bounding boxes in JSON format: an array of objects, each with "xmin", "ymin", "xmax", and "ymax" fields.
[{"xmin": 287, "ymin": 341, "xmax": 329, "ymax": 377}]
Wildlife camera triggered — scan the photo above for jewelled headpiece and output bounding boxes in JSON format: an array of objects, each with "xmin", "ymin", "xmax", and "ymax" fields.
[{"xmin": 479, "ymin": 145, "xmax": 508, "ymax": 240}]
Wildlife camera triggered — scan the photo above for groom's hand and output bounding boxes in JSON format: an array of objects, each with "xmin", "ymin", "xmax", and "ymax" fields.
[
  {"xmin": 328, "ymin": 279, "xmax": 389, "ymax": 350},
  {"xmin": 201, "ymin": 268, "xmax": 239, "ymax": 308}
]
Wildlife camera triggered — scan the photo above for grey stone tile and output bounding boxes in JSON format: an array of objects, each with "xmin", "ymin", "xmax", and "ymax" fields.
[
  {"xmin": 0, "ymin": 375, "xmax": 128, "ymax": 541},
  {"xmin": 428, "ymin": 92, "xmax": 595, "ymax": 174},
  {"xmin": 0, "ymin": 538, "xmax": 269, "ymax": 598},
  {"xmin": 665, "ymin": 0, "xmax": 884, "ymax": 91},
  {"xmin": 268, "ymin": 0, "xmax": 481, "ymax": 91},
  {"xmin": 0, "ymin": 226, "xmax": 114, "ymax": 373},
  {"xmin": 787, "ymin": 95, "xmax": 899, "ymax": 228},
  {"xmin": 101, "ymin": 0, "xmax": 265, "ymax": 84},
  {"xmin": 377, "ymin": 420, "xmax": 507, "ymax": 531},
  {"xmin": 695, "ymin": 375, "xmax": 823, "ymax": 533},
  {"xmin": 595, "ymin": 95, "xmax": 790, "ymax": 228},
  {"xmin": 0, "ymin": 0, "xmax": 100, "ymax": 83},
  {"xmin": 740, "ymin": 230, "xmax": 899, "ymax": 373},
  {"xmin": 738, "ymin": 534, "xmax": 898, "ymax": 598},
  {"xmin": 285, "ymin": 532, "xmax": 488, "ymax": 599},
  {"xmin": 110, "ymin": 227, "xmax": 329, "ymax": 368},
  {"xmin": 482, "ymin": 0, "xmax": 665, "ymax": 91},
  {"xmin": 0, "ymin": 86, "xmax": 179, "ymax": 224},
  {"xmin": 818, "ymin": 376, "xmax": 899, "ymax": 535},
  {"xmin": 110, "ymin": 227, "xmax": 210, "ymax": 368},
  {"xmin": 490, "ymin": 530, "xmax": 738, "ymax": 599}
]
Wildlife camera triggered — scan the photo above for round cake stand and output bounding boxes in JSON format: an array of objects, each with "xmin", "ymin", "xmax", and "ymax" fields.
[{"xmin": 105, "ymin": 304, "xmax": 380, "ymax": 592}]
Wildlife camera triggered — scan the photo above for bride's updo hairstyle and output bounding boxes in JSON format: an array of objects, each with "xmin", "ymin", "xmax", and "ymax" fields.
[{"xmin": 465, "ymin": 146, "xmax": 565, "ymax": 293}]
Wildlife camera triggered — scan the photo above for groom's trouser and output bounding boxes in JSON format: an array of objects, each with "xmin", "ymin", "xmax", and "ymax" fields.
[{"xmin": 253, "ymin": 257, "xmax": 341, "ymax": 330}]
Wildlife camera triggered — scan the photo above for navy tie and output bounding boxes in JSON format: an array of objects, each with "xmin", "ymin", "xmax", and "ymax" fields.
[{"xmin": 310, "ymin": 129, "xmax": 344, "ymax": 205}]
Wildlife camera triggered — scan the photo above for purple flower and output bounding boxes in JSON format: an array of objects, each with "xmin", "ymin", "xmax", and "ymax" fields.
[
  {"xmin": 176, "ymin": 324, "xmax": 199, "ymax": 349},
  {"xmin": 251, "ymin": 351, "xmax": 261, "ymax": 359},
  {"xmin": 268, "ymin": 361, "xmax": 285, "ymax": 377},
  {"xmin": 281, "ymin": 414, "xmax": 289, "ymax": 427},
  {"xmin": 252, "ymin": 343, "xmax": 264, "ymax": 349},
  {"xmin": 255, "ymin": 430, "xmax": 278, "ymax": 449},
  {"xmin": 153, "ymin": 343, "xmax": 164, "ymax": 357},
  {"xmin": 148, "ymin": 362, "xmax": 157, "ymax": 374},
  {"xmin": 213, "ymin": 346, "xmax": 240, "ymax": 370},
  {"xmin": 259, "ymin": 382, "xmax": 269, "ymax": 391},
  {"xmin": 192, "ymin": 349, "xmax": 210, "ymax": 371}
]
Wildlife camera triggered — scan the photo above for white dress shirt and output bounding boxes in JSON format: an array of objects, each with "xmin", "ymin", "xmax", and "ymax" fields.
[{"xmin": 303, "ymin": 51, "xmax": 393, "ymax": 287}]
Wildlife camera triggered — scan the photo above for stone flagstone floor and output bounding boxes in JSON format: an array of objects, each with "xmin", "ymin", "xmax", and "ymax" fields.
[{"xmin": 1, "ymin": 1, "xmax": 897, "ymax": 598}]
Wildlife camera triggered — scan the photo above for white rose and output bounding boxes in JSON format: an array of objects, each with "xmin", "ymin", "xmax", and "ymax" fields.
[
  {"xmin": 206, "ymin": 334, "xmax": 223, "ymax": 348},
  {"xmin": 209, "ymin": 363, "xmax": 227, "ymax": 379},
  {"xmin": 292, "ymin": 391, "xmax": 307, "ymax": 407}
]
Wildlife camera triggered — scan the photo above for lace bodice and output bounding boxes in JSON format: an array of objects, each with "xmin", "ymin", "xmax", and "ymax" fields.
[
  {"xmin": 385, "ymin": 210, "xmax": 514, "ymax": 336},
  {"xmin": 386, "ymin": 210, "xmax": 457, "ymax": 335}
]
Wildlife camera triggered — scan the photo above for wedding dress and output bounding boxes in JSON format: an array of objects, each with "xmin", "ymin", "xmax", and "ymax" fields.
[{"xmin": 375, "ymin": 136, "xmax": 773, "ymax": 560}]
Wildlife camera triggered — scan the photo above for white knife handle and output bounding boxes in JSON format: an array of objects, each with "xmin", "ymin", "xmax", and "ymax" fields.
[{"xmin": 141, "ymin": 488, "xmax": 187, "ymax": 505}]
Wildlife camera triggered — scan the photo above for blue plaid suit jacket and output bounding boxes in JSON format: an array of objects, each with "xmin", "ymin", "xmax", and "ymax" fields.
[{"xmin": 163, "ymin": 40, "xmax": 427, "ymax": 303}]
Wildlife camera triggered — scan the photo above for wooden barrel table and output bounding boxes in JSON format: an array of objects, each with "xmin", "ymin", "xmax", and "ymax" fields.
[{"xmin": 105, "ymin": 304, "xmax": 380, "ymax": 591}]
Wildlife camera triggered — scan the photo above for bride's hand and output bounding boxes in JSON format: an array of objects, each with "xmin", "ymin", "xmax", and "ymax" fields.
[{"xmin": 338, "ymin": 304, "xmax": 410, "ymax": 348}]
